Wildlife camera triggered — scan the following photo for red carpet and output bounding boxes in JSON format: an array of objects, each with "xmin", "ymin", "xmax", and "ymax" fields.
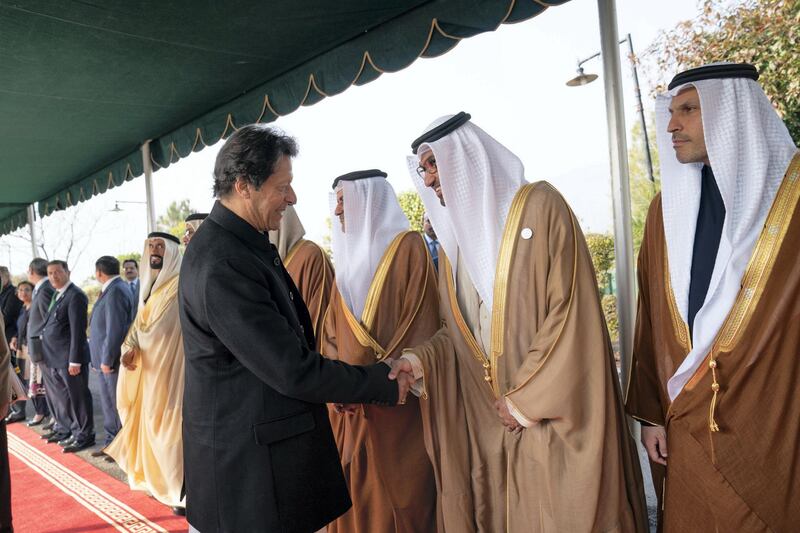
[{"xmin": 7, "ymin": 423, "xmax": 188, "ymax": 532}]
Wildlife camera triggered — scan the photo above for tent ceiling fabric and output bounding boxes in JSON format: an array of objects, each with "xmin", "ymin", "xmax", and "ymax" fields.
[{"xmin": 0, "ymin": 0, "xmax": 569, "ymax": 236}]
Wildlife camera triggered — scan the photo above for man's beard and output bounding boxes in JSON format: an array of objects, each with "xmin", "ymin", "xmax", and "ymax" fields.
[{"xmin": 149, "ymin": 255, "xmax": 163, "ymax": 270}]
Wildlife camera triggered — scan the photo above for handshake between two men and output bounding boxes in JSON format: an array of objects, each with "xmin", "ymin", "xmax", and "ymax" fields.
[{"xmin": 335, "ymin": 357, "xmax": 523, "ymax": 433}]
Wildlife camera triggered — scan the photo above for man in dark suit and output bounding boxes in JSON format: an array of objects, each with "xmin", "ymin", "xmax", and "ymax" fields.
[
  {"xmin": 26, "ymin": 258, "xmax": 55, "ymax": 432},
  {"xmin": 89, "ymin": 256, "xmax": 132, "ymax": 455},
  {"xmin": 122, "ymin": 258, "xmax": 140, "ymax": 308},
  {"xmin": 179, "ymin": 125, "xmax": 414, "ymax": 533},
  {"xmin": 40, "ymin": 260, "xmax": 94, "ymax": 453}
]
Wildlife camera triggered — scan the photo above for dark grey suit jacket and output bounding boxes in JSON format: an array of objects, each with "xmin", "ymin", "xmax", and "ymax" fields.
[
  {"xmin": 89, "ymin": 277, "xmax": 133, "ymax": 369},
  {"xmin": 41, "ymin": 283, "xmax": 90, "ymax": 369},
  {"xmin": 27, "ymin": 279, "xmax": 54, "ymax": 360},
  {"xmin": 179, "ymin": 201, "xmax": 398, "ymax": 533}
]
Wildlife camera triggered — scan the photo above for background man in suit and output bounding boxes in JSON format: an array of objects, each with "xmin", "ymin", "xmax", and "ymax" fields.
[
  {"xmin": 89, "ymin": 256, "xmax": 132, "ymax": 457},
  {"xmin": 122, "ymin": 259, "xmax": 139, "ymax": 305},
  {"xmin": 179, "ymin": 124, "xmax": 414, "ymax": 533},
  {"xmin": 26, "ymin": 258, "xmax": 55, "ymax": 432},
  {"xmin": 40, "ymin": 260, "xmax": 94, "ymax": 453},
  {"xmin": 1, "ymin": 266, "xmax": 24, "ymax": 423}
]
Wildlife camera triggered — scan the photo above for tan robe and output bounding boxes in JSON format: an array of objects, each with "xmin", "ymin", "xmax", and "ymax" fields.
[
  {"xmin": 626, "ymin": 154, "xmax": 800, "ymax": 532},
  {"xmin": 410, "ymin": 182, "xmax": 648, "ymax": 533},
  {"xmin": 321, "ymin": 231, "xmax": 438, "ymax": 533},
  {"xmin": 284, "ymin": 239, "xmax": 334, "ymax": 349},
  {"xmin": 105, "ymin": 275, "xmax": 185, "ymax": 507}
]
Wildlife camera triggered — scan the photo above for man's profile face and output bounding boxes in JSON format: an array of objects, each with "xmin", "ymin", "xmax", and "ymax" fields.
[
  {"xmin": 245, "ymin": 155, "xmax": 297, "ymax": 232},
  {"xmin": 667, "ymin": 86, "xmax": 709, "ymax": 165},
  {"xmin": 148, "ymin": 238, "xmax": 166, "ymax": 271},
  {"xmin": 423, "ymin": 215, "xmax": 437, "ymax": 240},
  {"xmin": 334, "ymin": 188, "xmax": 345, "ymax": 232},
  {"xmin": 123, "ymin": 261, "xmax": 138, "ymax": 281},
  {"xmin": 47, "ymin": 264, "xmax": 70, "ymax": 290},
  {"xmin": 419, "ymin": 150, "xmax": 444, "ymax": 206},
  {"xmin": 183, "ymin": 225, "xmax": 196, "ymax": 246}
]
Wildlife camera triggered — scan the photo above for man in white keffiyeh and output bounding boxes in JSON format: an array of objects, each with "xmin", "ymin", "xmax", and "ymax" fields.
[
  {"xmin": 320, "ymin": 170, "xmax": 438, "ymax": 533},
  {"xmin": 626, "ymin": 63, "xmax": 800, "ymax": 532},
  {"xmin": 390, "ymin": 113, "xmax": 647, "ymax": 532},
  {"xmin": 106, "ymin": 232, "xmax": 186, "ymax": 515}
]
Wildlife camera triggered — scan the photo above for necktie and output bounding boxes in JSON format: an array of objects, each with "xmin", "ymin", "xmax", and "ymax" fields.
[
  {"xmin": 47, "ymin": 290, "xmax": 58, "ymax": 312},
  {"xmin": 429, "ymin": 239, "xmax": 439, "ymax": 270}
]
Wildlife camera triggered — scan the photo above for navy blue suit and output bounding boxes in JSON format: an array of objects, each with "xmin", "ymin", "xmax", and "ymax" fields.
[
  {"xmin": 41, "ymin": 283, "xmax": 94, "ymax": 443},
  {"xmin": 89, "ymin": 277, "xmax": 133, "ymax": 444}
]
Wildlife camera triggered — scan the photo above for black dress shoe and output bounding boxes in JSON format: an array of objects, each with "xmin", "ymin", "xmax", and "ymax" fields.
[
  {"xmin": 42, "ymin": 420, "xmax": 54, "ymax": 431},
  {"xmin": 47, "ymin": 433, "xmax": 70, "ymax": 444},
  {"xmin": 41, "ymin": 431, "xmax": 57, "ymax": 440},
  {"xmin": 58, "ymin": 436, "xmax": 76, "ymax": 447},
  {"xmin": 172, "ymin": 507, "xmax": 186, "ymax": 516},
  {"xmin": 63, "ymin": 439, "xmax": 95, "ymax": 453},
  {"xmin": 26, "ymin": 416, "xmax": 45, "ymax": 427},
  {"xmin": 90, "ymin": 450, "xmax": 107, "ymax": 458},
  {"xmin": 4, "ymin": 413, "xmax": 26, "ymax": 424}
]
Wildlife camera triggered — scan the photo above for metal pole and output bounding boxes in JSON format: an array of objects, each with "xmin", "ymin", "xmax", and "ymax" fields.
[
  {"xmin": 142, "ymin": 141, "xmax": 157, "ymax": 233},
  {"xmin": 626, "ymin": 34, "xmax": 655, "ymax": 183},
  {"xmin": 27, "ymin": 204, "xmax": 38, "ymax": 258},
  {"xmin": 597, "ymin": 0, "xmax": 636, "ymax": 390}
]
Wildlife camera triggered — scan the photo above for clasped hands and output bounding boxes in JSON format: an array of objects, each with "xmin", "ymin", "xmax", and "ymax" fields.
[
  {"xmin": 333, "ymin": 358, "xmax": 416, "ymax": 415},
  {"xmin": 121, "ymin": 348, "xmax": 137, "ymax": 371}
]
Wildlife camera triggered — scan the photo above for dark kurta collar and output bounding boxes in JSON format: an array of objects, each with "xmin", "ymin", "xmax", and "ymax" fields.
[
  {"xmin": 208, "ymin": 200, "xmax": 272, "ymax": 253},
  {"xmin": 688, "ymin": 165, "xmax": 726, "ymax": 338}
]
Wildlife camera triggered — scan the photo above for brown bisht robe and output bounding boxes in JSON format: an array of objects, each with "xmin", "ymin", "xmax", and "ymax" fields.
[
  {"xmin": 283, "ymin": 239, "xmax": 334, "ymax": 348},
  {"xmin": 410, "ymin": 182, "xmax": 648, "ymax": 533},
  {"xmin": 626, "ymin": 154, "xmax": 800, "ymax": 532},
  {"xmin": 321, "ymin": 230, "xmax": 438, "ymax": 533}
]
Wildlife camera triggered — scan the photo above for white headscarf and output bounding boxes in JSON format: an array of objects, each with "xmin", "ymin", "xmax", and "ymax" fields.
[
  {"xmin": 138, "ymin": 235, "xmax": 182, "ymax": 311},
  {"xmin": 656, "ymin": 66, "xmax": 797, "ymax": 401},
  {"xmin": 408, "ymin": 116, "xmax": 527, "ymax": 311},
  {"xmin": 268, "ymin": 205, "xmax": 306, "ymax": 260},
  {"xmin": 330, "ymin": 175, "xmax": 409, "ymax": 318}
]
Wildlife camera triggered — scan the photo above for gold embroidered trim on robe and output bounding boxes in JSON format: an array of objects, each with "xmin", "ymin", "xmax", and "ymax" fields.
[
  {"xmin": 663, "ymin": 243, "xmax": 692, "ymax": 354},
  {"xmin": 489, "ymin": 183, "xmax": 537, "ymax": 396},
  {"xmin": 283, "ymin": 238, "xmax": 307, "ymax": 268},
  {"xmin": 504, "ymin": 185, "xmax": 579, "ymax": 396},
  {"xmin": 362, "ymin": 231, "xmax": 411, "ymax": 331},
  {"xmin": 679, "ymin": 152, "xmax": 800, "ymax": 429},
  {"xmin": 441, "ymin": 253, "xmax": 492, "ymax": 391}
]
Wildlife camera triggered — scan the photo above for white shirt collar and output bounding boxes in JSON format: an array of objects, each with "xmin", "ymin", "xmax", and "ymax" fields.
[
  {"xmin": 101, "ymin": 275, "xmax": 120, "ymax": 292},
  {"xmin": 56, "ymin": 281, "xmax": 73, "ymax": 297},
  {"xmin": 34, "ymin": 277, "xmax": 47, "ymax": 290},
  {"xmin": 423, "ymin": 233, "xmax": 437, "ymax": 245}
]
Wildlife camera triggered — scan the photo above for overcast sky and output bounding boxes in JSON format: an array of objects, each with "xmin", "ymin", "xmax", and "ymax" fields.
[{"xmin": 0, "ymin": 0, "xmax": 703, "ymax": 283}]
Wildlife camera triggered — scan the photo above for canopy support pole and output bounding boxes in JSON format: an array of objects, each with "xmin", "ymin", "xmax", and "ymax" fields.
[
  {"xmin": 27, "ymin": 204, "xmax": 38, "ymax": 258},
  {"xmin": 142, "ymin": 141, "xmax": 157, "ymax": 234},
  {"xmin": 597, "ymin": 0, "xmax": 635, "ymax": 390}
]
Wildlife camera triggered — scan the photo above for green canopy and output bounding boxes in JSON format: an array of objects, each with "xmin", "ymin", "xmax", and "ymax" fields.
[{"xmin": 0, "ymin": 0, "xmax": 569, "ymax": 235}]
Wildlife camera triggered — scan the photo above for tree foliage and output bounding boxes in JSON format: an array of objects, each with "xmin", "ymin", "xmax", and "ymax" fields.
[
  {"xmin": 644, "ymin": 0, "xmax": 800, "ymax": 142},
  {"xmin": 157, "ymin": 199, "xmax": 194, "ymax": 240},
  {"xmin": 585, "ymin": 232, "xmax": 616, "ymax": 295},
  {"xmin": 397, "ymin": 190, "xmax": 425, "ymax": 233}
]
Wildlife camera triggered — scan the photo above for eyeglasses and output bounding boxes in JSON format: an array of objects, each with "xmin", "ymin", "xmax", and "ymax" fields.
[{"xmin": 415, "ymin": 156, "xmax": 437, "ymax": 178}]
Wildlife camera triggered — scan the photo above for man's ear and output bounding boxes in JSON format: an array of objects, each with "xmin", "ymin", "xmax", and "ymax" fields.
[{"xmin": 234, "ymin": 178, "xmax": 251, "ymax": 199}]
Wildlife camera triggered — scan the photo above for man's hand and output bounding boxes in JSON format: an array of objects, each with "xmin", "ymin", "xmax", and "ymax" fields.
[
  {"xmin": 494, "ymin": 399, "xmax": 523, "ymax": 433},
  {"xmin": 100, "ymin": 363, "xmax": 114, "ymax": 375},
  {"xmin": 121, "ymin": 349, "xmax": 137, "ymax": 371},
  {"xmin": 333, "ymin": 403, "xmax": 359, "ymax": 414},
  {"xmin": 641, "ymin": 424, "xmax": 668, "ymax": 466},
  {"xmin": 9, "ymin": 337, "xmax": 17, "ymax": 352},
  {"xmin": 68, "ymin": 364, "xmax": 81, "ymax": 376},
  {"xmin": 387, "ymin": 358, "xmax": 415, "ymax": 405}
]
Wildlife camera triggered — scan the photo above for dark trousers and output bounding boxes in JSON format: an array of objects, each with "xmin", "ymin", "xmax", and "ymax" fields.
[
  {"xmin": 48, "ymin": 367, "xmax": 94, "ymax": 443},
  {"xmin": 0, "ymin": 420, "xmax": 12, "ymax": 532},
  {"xmin": 96, "ymin": 370, "xmax": 120, "ymax": 446},
  {"xmin": 40, "ymin": 365, "xmax": 70, "ymax": 436}
]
